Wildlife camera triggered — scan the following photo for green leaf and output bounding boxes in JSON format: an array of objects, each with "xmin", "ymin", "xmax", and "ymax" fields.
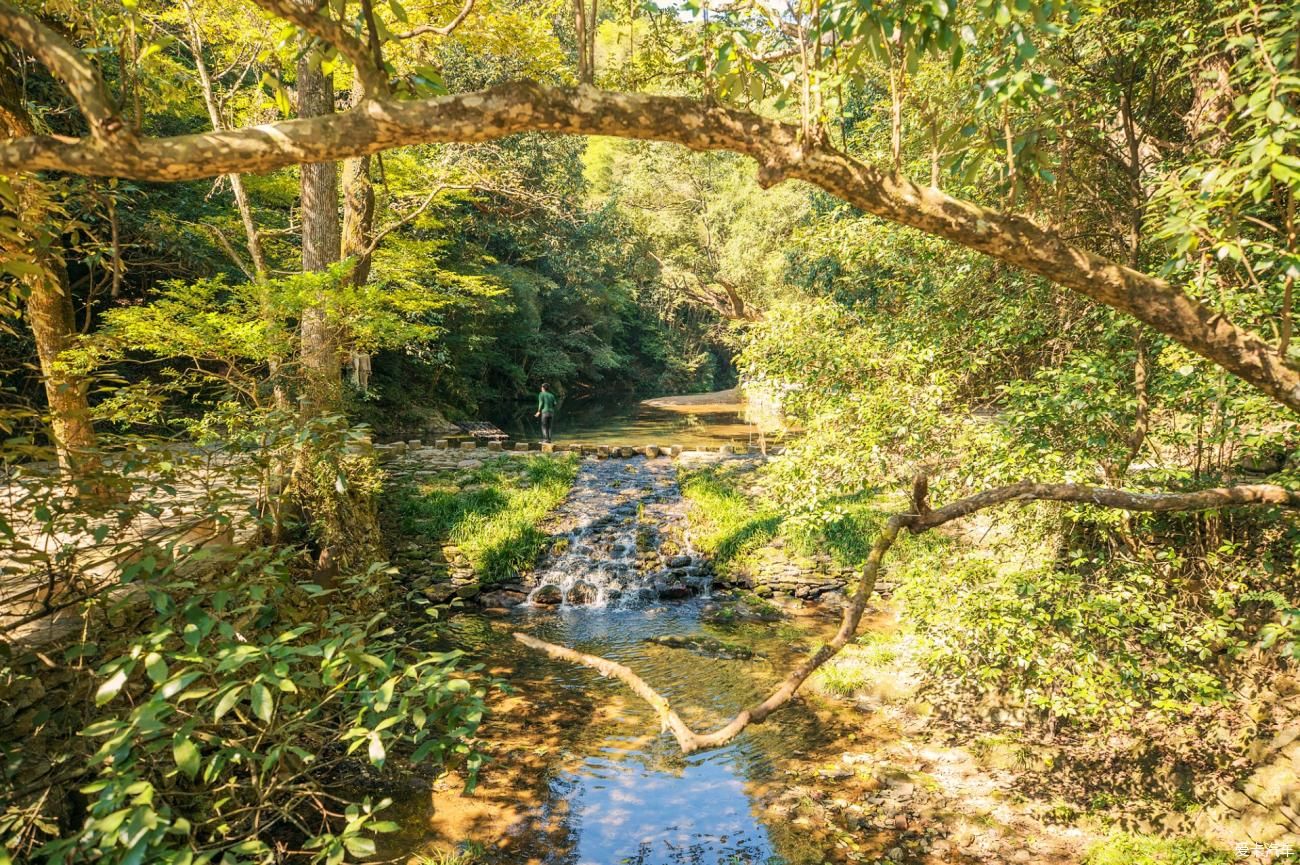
[
  {"xmin": 367, "ymin": 732, "xmax": 386, "ymax": 766},
  {"xmin": 96, "ymin": 669, "xmax": 128, "ymax": 705},
  {"xmin": 250, "ymin": 683, "xmax": 274, "ymax": 723},
  {"xmin": 343, "ymin": 836, "xmax": 376, "ymax": 858},
  {"xmin": 173, "ymin": 735, "xmax": 200, "ymax": 780},
  {"xmin": 213, "ymin": 685, "xmax": 244, "ymax": 721},
  {"xmin": 145, "ymin": 652, "xmax": 168, "ymax": 685}
]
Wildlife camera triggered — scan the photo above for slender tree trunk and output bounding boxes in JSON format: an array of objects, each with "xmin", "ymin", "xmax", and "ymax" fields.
[
  {"xmin": 297, "ymin": 44, "xmax": 341, "ymax": 411},
  {"xmin": 341, "ymin": 80, "xmax": 375, "ymax": 287},
  {"xmin": 885, "ymin": 29, "xmax": 907, "ymax": 173},
  {"xmin": 186, "ymin": 11, "xmax": 268, "ymax": 282},
  {"xmin": 928, "ymin": 108, "xmax": 940, "ymax": 188},
  {"xmin": 1118, "ymin": 89, "xmax": 1149, "ymax": 480},
  {"xmin": 574, "ymin": 0, "xmax": 589, "ymax": 83}
]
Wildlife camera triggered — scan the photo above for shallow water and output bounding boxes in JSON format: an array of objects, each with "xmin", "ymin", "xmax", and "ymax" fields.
[
  {"xmin": 496, "ymin": 396, "xmax": 758, "ymax": 448},
  {"xmin": 403, "ymin": 602, "xmax": 835, "ymax": 865},
  {"xmin": 388, "ymin": 458, "xmax": 840, "ymax": 865}
]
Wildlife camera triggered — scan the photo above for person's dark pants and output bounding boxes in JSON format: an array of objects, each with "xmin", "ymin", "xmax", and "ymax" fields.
[{"xmin": 540, "ymin": 412, "xmax": 553, "ymax": 442}]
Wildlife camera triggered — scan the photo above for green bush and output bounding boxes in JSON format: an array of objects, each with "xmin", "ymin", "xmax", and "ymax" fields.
[{"xmin": 3, "ymin": 550, "xmax": 490, "ymax": 865}]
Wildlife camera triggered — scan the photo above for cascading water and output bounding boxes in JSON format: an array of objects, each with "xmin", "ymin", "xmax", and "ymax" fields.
[
  {"xmin": 525, "ymin": 456, "xmax": 709, "ymax": 608},
  {"xmin": 385, "ymin": 449, "xmax": 852, "ymax": 865}
]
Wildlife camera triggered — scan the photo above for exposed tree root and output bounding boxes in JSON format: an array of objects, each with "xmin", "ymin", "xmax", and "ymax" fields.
[{"xmin": 515, "ymin": 476, "xmax": 1300, "ymax": 754}]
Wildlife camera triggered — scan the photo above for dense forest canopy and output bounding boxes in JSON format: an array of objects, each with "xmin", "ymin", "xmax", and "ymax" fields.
[{"xmin": 3, "ymin": 0, "xmax": 1300, "ymax": 862}]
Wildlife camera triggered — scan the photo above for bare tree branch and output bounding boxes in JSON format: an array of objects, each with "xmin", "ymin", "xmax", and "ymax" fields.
[
  {"xmin": 517, "ymin": 476, "xmax": 1300, "ymax": 754},
  {"xmin": 197, "ymin": 221, "xmax": 256, "ymax": 279},
  {"xmin": 394, "ymin": 0, "xmax": 475, "ymax": 39},
  {"xmin": 0, "ymin": 1, "xmax": 122, "ymax": 138},
  {"xmin": 362, "ymin": 182, "xmax": 470, "ymax": 257},
  {"xmin": 1, "ymin": 81, "xmax": 1298, "ymax": 413}
]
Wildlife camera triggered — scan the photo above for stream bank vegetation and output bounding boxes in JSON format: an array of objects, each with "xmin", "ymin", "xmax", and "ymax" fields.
[
  {"xmin": 3, "ymin": 0, "xmax": 1300, "ymax": 860},
  {"xmin": 385, "ymin": 453, "xmax": 580, "ymax": 586}
]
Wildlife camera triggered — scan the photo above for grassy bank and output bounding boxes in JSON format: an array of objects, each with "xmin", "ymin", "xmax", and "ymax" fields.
[
  {"xmin": 387, "ymin": 454, "xmax": 579, "ymax": 585},
  {"xmin": 679, "ymin": 460, "xmax": 939, "ymax": 578}
]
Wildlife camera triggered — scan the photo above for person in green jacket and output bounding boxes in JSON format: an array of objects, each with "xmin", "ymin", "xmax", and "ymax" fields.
[{"xmin": 534, "ymin": 383, "xmax": 557, "ymax": 442}]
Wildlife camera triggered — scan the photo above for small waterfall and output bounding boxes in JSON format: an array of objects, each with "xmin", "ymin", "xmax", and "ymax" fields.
[{"xmin": 526, "ymin": 456, "xmax": 709, "ymax": 608}]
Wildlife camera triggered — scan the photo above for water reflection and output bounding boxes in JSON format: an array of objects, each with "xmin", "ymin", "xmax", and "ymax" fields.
[
  {"xmin": 497, "ymin": 397, "xmax": 757, "ymax": 448},
  {"xmin": 559, "ymin": 754, "xmax": 780, "ymax": 865},
  {"xmin": 409, "ymin": 602, "xmax": 832, "ymax": 865}
]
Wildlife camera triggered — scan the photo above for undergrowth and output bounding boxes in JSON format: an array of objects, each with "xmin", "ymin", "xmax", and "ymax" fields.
[{"xmin": 1081, "ymin": 831, "xmax": 1231, "ymax": 865}]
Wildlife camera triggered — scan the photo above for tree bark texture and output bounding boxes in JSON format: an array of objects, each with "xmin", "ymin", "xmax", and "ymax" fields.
[
  {"xmin": 0, "ymin": 49, "xmax": 98, "ymax": 471},
  {"xmin": 296, "ymin": 46, "xmax": 341, "ymax": 412},
  {"xmin": 341, "ymin": 81, "xmax": 374, "ymax": 288}
]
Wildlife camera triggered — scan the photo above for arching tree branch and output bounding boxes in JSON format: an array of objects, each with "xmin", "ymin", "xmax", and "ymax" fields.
[
  {"xmin": 0, "ymin": 2, "xmax": 121, "ymax": 138},
  {"xmin": 516, "ymin": 476, "xmax": 1300, "ymax": 754},
  {"xmin": 0, "ymin": 79, "xmax": 1297, "ymax": 412}
]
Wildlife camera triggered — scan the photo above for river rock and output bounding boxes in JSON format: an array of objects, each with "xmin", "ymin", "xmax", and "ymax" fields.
[
  {"xmin": 619, "ymin": 446, "xmax": 636, "ymax": 458},
  {"xmin": 656, "ymin": 580, "xmax": 692, "ymax": 600},
  {"xmin": 646, "ymin": 634, "xmax": 756, "ymax": 660},
  {"xmin": 532, "ymin": 584, "xmax": 563, "ymax": 605},
  {"xmin": 667, "ymin": 554, "xmax": 692, "ymax": 568},
  {"xmin": 423, "ymin": 583, "xmax": 458, "ymax": 604},
  {"xmin": 567, "ymin": 581, "xmax": 600, "ymax": 605},
  {"xmin": 480, "ymin": 589, "xmax": 527, "ymax": 608}
]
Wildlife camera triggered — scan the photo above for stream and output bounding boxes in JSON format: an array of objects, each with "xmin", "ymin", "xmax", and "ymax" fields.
[
  {"xmin": 497, "ymin": 393, "xmax": 759, "ymax": 448},
  {"xmin": 387, "ymin": 456, "xmax": 843, "ymax": 865}
]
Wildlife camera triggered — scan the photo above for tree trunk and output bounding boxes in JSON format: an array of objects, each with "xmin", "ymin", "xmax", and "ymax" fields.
[
  {"xmin": 297, "ymin": 45, "xmax": 341, "ymax": 411},
  {"xmin": 182, "ymin": 1, "xmax": 267, "ymax": 279},
  {"xmin": 292, "ymin": 49, "xmax": 384, "ymax": 579},
  {"xmin": 0, "ymin": 48, "xmax": 98, "ymax": 473},
  {"xmin": 25, "ymin": 259, "xmax": 98, "ymax": 472},
  {"xmin": 341, "ymin": 80, "xmax": 374, "ymax": 287}
]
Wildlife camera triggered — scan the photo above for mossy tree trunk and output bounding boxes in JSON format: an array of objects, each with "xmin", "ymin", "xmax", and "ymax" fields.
[{"xmin": 0, "ymin": 48, "xmax": 99, "ymax": 479}]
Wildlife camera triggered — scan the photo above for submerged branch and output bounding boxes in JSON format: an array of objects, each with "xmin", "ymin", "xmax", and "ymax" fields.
[{"xmin": 515, "ymin": 476, "xmax": 1300, "ymax": 754}]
